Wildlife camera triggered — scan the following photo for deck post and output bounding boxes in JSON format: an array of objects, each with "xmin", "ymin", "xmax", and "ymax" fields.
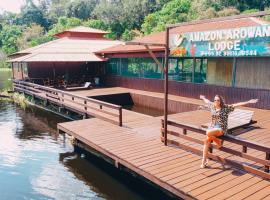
[
  {"xmin": 265, "ymin": 153, "xmax": 270, "ymax": 173},
  {"xmin": 163, "ymin": 27, "xmax": 170, "ymax": 146},
  {"xmin": 119, "ymin": 107, "xmax": 122, "ymax": 126}
]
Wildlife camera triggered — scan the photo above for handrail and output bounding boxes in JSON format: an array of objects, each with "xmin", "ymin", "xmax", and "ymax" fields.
[
  {"xmin": 13, "ymin": 80, "xmax": 123, "ymax": 126},
  {"xmin": 161, "ymin": 119, "xmax": 270, "ymax": 179},
  {"xmin": 13, "ymin": 80, "xmax": 121, "ymax": 109},
  {"xmin": 164, "ymin": 119, "xmax": 270, "ymax": 153}
]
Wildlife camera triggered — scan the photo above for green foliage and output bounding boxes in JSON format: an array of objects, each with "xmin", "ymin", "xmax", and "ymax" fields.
[
  {"xmin": 17, "ymin": 0, "xmax": 51, "ymax": 30},
  {"xmin": 141, "ymin": 0, "xmax": 191, "ymax": 35},
  {"xmin": 82, "ymin": 19, "xmax": 108, "ymax": 30},
  {"xmin": 17, "ymin": 24, "xmax": 45, "ymax": 50},
  {"xmin": 66, "ymin": 0, "xmax": 98, "ymax": 20},
  {"xmin": 122, "ymin": 29, "xmax": 136, "ymax": 41},
  {"xmin": 242, "ymin": 9, "xmax": 260, "ymax": 14},
  {"xmin": 0, "ymin": 25, "xmax": 22, "ymax": 55},
  {"xmin": 12, "ymin": 92, "xmax": 29, "ymax": 109},
  {"xmin": 0, "ymin": 0, "xmax": 269, "ymax": 56},
  {"xmin": 47, "ymin": 17, "xmax": 82, "ymax": 36}
]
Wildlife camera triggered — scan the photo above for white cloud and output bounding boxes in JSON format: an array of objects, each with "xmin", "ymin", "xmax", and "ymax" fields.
[{"xmin": 0, "ymin": 0, "xmax": 25, "ymax": 13}]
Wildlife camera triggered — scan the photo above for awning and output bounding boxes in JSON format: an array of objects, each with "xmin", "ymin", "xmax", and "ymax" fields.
[{"xmin": 9, "ymin": 53, "xmax": 106, "ymax": 62}]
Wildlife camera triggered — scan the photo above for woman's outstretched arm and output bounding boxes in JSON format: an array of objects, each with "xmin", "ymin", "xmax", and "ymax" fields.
[
  {"xmin": 200, "ymin": 95, "xmax": 211, "ymax": 104},
  {"xmin": 232, "ymin": 99, "xmax": 259, "ymax": 107}
]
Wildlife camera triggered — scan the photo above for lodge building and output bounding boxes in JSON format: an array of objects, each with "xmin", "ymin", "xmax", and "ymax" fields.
[{"xmin": 9, "ymin": 17, "xmax": 270, "ymax": 109}]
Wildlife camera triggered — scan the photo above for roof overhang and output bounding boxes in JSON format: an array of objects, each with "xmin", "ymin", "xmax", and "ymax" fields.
[{"xmin": 8, "ymin": 53, "xmax": 106, "ymax": 62}]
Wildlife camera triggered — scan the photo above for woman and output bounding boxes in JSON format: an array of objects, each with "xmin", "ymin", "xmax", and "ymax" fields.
[{"xmin": 199, "ymin": 95, "xmax": 258, "ymax": 168}]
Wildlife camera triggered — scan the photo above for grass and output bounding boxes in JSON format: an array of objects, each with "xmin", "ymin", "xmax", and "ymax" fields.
[{"xmin": 0, "ymin": 90, "xmax": 29, "ymax": 109}]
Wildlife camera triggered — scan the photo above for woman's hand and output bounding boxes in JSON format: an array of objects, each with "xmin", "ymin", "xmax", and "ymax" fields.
[
  {"xmin": 200, "ymin": 95, "xmax": 206, "ymax": 100},
  {"xmin": 248, "ymin": 99, "xmax": 259, "ymax": 104},
  {"xmin": 200, "ymin": 95, "xmax": 210, "ymax": 104}
]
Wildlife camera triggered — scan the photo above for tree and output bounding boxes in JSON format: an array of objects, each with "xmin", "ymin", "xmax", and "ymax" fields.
[
  {"xmin": 83, "ymin": 19, "xmax": 108, "ymax": 30},
  {"xmin": 0, "ymin": 25, "xmax": 22, "ymax": 55},
  {"xmin": 66, "ymin": 0, "xmax": 99, "ymax": 20},
  {"xmin": 217, "ymin": 7, "xmax": 240, "ymax": 17},
  {"xmin": 17, "ymin": 24, "xmax": 45, "ymax": 50},
  {"xmin": 141, "ymin": 0, "xmax": 191, "ymax": 35},
  {"xmin": 122, "ymin": 29, "xmax": 142, "ymax": 41},
  {"xmin": 92, "ymin": 0, "xmax": 124, "ymax": 38},
  {"xmin": 47, "ymin": 0, "xmax": 70, "ymax": 24},
  {"xmin": 18, "ymin": 0, "xmax": 51, "ymax": 30},
  {"xmin": 47, "ymin": 17, "xmax": 82, "ymax": 36}
]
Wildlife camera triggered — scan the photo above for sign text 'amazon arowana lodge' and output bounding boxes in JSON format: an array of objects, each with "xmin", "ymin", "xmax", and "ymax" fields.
[{"xmin": 170, "ymin": 25, "xmax": 270, "ymax": 57}]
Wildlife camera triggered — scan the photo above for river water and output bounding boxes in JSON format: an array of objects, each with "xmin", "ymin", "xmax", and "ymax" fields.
[{"xmin": 0, "ymin": 70, "xmax": 173, "ymax": 200}]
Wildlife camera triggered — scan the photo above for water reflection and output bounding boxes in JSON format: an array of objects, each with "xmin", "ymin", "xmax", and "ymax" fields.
[
  {"xmin": 0, "ymin": 72, "xmax": 176, "ymax": 200},
  {"xmin": 0, "ymin": 101, "xmax": 151, "ymax": 200}
]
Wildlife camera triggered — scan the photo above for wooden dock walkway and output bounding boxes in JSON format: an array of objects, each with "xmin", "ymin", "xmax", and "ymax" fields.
[
  {"xmin": 13, "ymin": 80, "xmax": 270, "ymax": 199},
  {"xmin": 58, "ymin": 109, "xmax": 270, "ymax": 200}
]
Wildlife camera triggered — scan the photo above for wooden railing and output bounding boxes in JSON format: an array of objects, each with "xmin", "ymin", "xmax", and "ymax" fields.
[
  {"xmin": 13, "ymin": 80, "xmax": 123, "ymax": 126},
  {"xmin": 161, "ymin": 119, "xmax": 270, "ymax": 180}
]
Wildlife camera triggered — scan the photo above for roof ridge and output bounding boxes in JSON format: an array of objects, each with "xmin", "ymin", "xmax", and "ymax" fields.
[{"xmin": 249, "ymin": 17, "xmax": 270, "ymax": 25}]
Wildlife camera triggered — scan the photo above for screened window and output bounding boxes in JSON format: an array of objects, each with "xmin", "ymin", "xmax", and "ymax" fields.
[
  {"xmin": 107, "ymin": 58, "xmax": 163, "ymax": 79},
  {"xmin": 107, "ymin": 57, "xmax": 207, "ymax": 83}
]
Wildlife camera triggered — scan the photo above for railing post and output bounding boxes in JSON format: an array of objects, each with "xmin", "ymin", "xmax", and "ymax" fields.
[
  {"xmin": 100, "ymin": 105, "xmax": 103, "ymax": 109},
  {"xmin": 119, "ymin": 107, "xmax": 122, "ymax": 126},
  {"xmin": 265, "ymin": 153, "xmax": 270, "ymax": 173},
  {"xmin": 242, "ymin": 146, "xmax": 247, "ymax": 153},
  {"xmin": 183, "ymin": 129, "xmax": 187, "ymax": 135},
  {"xmin": 84, "ymin": 100, "xmax": 87, "ymax": 110},
  {"xmin": 161, "ymin": 120, "xmax": 165, "ymax": 141}
]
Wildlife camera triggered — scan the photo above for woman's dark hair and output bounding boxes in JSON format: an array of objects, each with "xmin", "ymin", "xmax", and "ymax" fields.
[{"xmin": 215, "ymin": 95, "xmax": 225, "ymax": 108}]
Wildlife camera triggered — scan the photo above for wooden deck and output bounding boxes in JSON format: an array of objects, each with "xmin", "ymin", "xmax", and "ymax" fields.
[
  {"xmin": 13, "ymin": 81, "xmax": 270, "ymax": 199},
  {"xmin": 58, "ymin": 107, "xmax": 270, "ymax": 200}
]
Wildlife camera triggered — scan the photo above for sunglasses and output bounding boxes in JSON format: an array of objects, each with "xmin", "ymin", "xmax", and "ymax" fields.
[{"xmin": 214, "ymin": 99, "xmax": 220, "ymax": 102}]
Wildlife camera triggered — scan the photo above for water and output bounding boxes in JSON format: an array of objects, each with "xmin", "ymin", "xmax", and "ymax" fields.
[{"xmin": 0, "ymin": 72, "xmax": 174, "ymax": 200}]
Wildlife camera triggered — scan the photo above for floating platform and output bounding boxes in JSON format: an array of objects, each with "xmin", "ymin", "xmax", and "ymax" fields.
[
  {"xmin": 58, "ymin": 108, "xmax": 270, "ymax": 200},
  {"xmin": 13, "ymin": 81, "xmax": 270, "ymax": 199}
]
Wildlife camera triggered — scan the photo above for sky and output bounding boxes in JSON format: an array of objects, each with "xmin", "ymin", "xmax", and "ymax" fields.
[{"xmin": 0, "ymin": 0, "xmax": 26, "ymax": 13}]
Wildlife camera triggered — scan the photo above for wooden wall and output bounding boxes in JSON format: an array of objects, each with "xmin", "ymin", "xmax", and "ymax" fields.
[
  {"xmin": 12, "ymin": 62, "xmax": 25, "ymax": 80},
  {"xmin": 235, "ymin": 57, "xmax": 270, "ymax": 90},
  {"xmin": 105, "ymin": 76, "xmax": 270, "ymax": 110},
  {"xmin": 207, "ymin": 58, "xmax": 233, "ymax": 86},
  {"xmin": 130, "ymin": 93, "xmax": 199, "ymax": 113}
]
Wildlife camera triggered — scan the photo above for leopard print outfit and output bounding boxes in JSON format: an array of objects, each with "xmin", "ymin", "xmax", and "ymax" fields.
[{"xmin": 207, "ymin": 102, "xmax": 235, "ymax": 134}]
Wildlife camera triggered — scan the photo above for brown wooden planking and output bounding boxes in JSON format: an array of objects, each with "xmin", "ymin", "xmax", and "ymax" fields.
[
  {"xmin": 193, "ymin": 173, "xmax": 253, "ymax": 200},
  {"xmin": 244, "ymin": 185, "xmax": 270, "ymax": 200},
  {"xmin": 226, "ymin": 180, "xmax": 270, "ymax": 200},
  {"xmin": 41, "ymin": 85, "xmax": 270, "ymax": 200},
  {"xmin": 207, "ymin": 177, "xmax": 264, "ymax": 199}
]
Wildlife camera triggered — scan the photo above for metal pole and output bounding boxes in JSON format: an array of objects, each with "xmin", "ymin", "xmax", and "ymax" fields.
[{"xmin": 164, "ymin": 27, "xmax": 170, "ymax": 146}]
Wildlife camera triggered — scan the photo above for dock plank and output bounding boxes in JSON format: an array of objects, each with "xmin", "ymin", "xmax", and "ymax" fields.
[{"xmin": 54, "ymin": 87, "xmax": 270, "ymax": 200}]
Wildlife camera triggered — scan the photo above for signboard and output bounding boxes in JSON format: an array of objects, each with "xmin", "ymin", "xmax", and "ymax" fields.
[{"xmin": 170, "ymin": 25, "xmax": 270, "ymax": 57}]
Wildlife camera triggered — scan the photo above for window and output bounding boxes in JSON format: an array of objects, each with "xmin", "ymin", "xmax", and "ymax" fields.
[
  {"xmin": 194, "ymin": 59, "xmax": 207, "ymax": 83},
  {"xmin": 107, "ymin": 58, "xmax": 163, "ymax": 79}
]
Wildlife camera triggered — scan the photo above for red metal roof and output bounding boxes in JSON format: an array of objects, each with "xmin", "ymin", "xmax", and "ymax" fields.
[
  {"xmin": 9, "ymin": 52, "xmax": 106, "ymax": 62},
  {"xmin": 54, "ymin": 26, "xmax": 109, "ymax": 38},
  {"xmin": 97, "ymin": 17, "xmax": 269, "ymax": 55},
  {"xmin": 9, "ymin": 28, "xmax": 123, "ymax": 62}
]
